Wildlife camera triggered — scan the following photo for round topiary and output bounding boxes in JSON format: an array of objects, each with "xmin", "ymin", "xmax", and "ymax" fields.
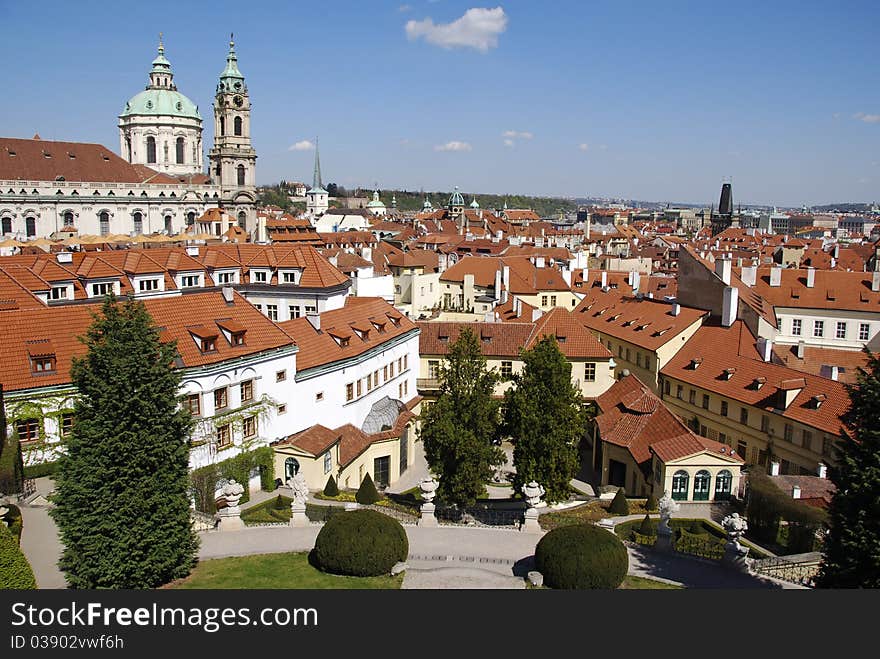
[
  {"xmin": 323, "ymin": 475, "xmax": 339, "ymax": 497},
  {"xmin": 645, "ymin": 493, "xmax": 659, "ymax": 512},
  {"xmin": 313, "ymin": 509, "xmax": 408, "ymax": 577},
  {"xmin": 609, "ymin": 488, "xmax": 630, "ymax": 515},
  {"xmin": 638, "ymin": 514, "xmax": 656, "ymax": 536},
  {"xmin": 535, "ymin": 524, "xmax": 629, "ymax": 589},
  {"xmin": 355, "ymin": 473, "xmax": 380, "ymax": 505}
]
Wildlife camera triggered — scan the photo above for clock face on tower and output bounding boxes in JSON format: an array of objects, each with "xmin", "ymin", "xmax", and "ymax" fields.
[{"xmin": 233, "ymin": 95, "xmax": 243, "ymax": 107}]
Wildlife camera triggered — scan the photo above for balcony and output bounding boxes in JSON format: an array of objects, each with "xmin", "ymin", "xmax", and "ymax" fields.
[{"xmin": 417, "ymin": 377, "xmax": 441, "ymax": 392}]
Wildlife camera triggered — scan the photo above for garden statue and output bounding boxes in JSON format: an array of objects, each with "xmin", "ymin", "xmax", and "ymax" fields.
[
  {"xmin": 521, "ymin": 481, "xmax": 545, "ymax": 533},
  {"xmin": 721, "ymin": 513, "xmax": 750, "ymax": 556},
  {"xmin": 657, "ymin": 491, "xmax": 679, "ymax": 536},
  {"xmin": 216, "ymin": 479, "xmax": 245, "ymax": 531},
  {"xmin": 290, "ymin": 473, "xmax": 309, "ymax": 506},
  {"xmin": 417, "ymin": 477, "xmax": 439, "ymax": 527}
]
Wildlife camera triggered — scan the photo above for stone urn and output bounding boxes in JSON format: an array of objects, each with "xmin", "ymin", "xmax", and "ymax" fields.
[
  {"xmin": 522, "ymin": 481, "xmax": 545, "ymax": 509},
  {"xmin": 418, "ymin": 477, "xmax": 439, "ymax": 504}
]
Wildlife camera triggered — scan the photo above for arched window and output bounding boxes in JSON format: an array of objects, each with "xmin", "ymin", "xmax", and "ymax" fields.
[
  {"xmin": 219, "ymin": 117, "xmax": 225, "ymax": 136},
  {"xmin": 714, "ymin": 469, "xmax": 733, "ymax": 501},
  {"xmin": 237, "ymin": 211, "xmax": 247, "ymax": 229},
  {"xmin": 99, "ymin": 211, "xmax": 110, "ymax": 236},
  {"xmin": 186, "ymin": 211, "xmax": 195, "ymax": 226},
  {"xmin": 25, "ymin": 217, "xmax": 37, "ymax": 237},
  {"xmin": 62, "ymin": 211, "xmax": 74, "ymax": 227},
  {"xmin": 693, "ymin": 470, "xmax": 711, "ymax": 501},
  {"xmin": 237, "ymin": 164, "xmax": 246, "ymax": 186},
  {"xmin": 164, "ymin": 215, "xmax": 172, "ymax": 234},
  {"xmin": 234, "ymin": 116, "xmax": 242, "ymax": 136},
  {"xmin": 133, "ymin": 212, "xmax": 143, "ymax": 234},
  {"xmin": 284, "ymin": 457, "xmax": 300, "ymax": 482},
  {"xmin": 672, "ymin": 470, "xmax": 689, "ymax": 501},
  {"xmin": 146, "ymin": 136, "xmax": 156, "ymax": 164},
  {"xmin": 2, "ymin": 216, "xmax": 13, "ymax": 234},
  {"xmin": 175, "ymin": 137, "xmax": 185, "ymax": 164}
]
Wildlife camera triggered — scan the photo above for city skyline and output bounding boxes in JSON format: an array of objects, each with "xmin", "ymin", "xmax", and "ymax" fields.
[{"xmin": 4, "ymin": 0, "xmax": 880, "ymax": 206}]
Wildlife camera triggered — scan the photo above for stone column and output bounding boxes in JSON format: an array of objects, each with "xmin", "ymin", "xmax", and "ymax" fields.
[{"xmin": 417, "ymin": 477, "xmax": 439, "ymax": 527}]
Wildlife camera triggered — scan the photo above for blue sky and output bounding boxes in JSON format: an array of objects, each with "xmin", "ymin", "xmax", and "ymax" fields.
[{"xmin": 4, "ymin": 1, "xmax": 880, "ymax": 206}]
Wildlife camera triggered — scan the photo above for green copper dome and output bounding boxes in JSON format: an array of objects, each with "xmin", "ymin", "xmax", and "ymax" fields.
[
  {"xmin": 448, "ymin": 186, "xmax": 465, "ymax": 207},
  {"xmin": 121, "ymin": 89, "xmax": 201, "ymax": 119},
  {"xmin": 367, "ymin": 190, "xmax": 385, "ymax": 208}
]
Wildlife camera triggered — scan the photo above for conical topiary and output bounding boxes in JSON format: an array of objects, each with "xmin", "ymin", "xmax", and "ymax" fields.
[
  {"xmin": 645, "ymin": 493, "xmax": 659, "ymax": 512},
  {"xmin": 273, "ymin": 494, "xmax": 285, "ymax": 510},
  {"xmin": 638, "ymin": 514, "xmax": 655, "ymax": 536},
  {"xmin": 323, "ymin": 475, "xmax": 339, "ymax": 497},
  {"xmin": 609, "ymin": 488, "xmax": 629, "ymax": 515},
  {"xmin": 355, "ymin": 473, "xmax": 380, "ymax": 505}
]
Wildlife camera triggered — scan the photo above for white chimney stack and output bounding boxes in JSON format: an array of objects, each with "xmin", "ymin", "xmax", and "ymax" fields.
[
  {"xmin": 722, "ymin": 286, "xmax": 738, "ymax": 327},
  {"xmin": 831, "ymin": 365, "xmax": 840, "ymax": 382},
  {"xmin": 306, "ymin": 313, "xmax": 321, "ymax": 331},
  {"xmin": 671, "ymin": 302, "xmax": 681, "ymax": 317},
  {"xmin": 792, "ymin": 485, "xmax": 801, "ymax": 499},
  {"xmin": 796, "ymin": 341, "xmax": 805, "ymax": 359},
  {"xmin": 361, "ymin": 247, "xmax": 372, "ymax": 262},
  {"xmin": 770, "ymin": 461, "xmax": 780, "ymax": 476},
  {"xmin": 601, "ymin": 271, "xmax": 608, "ymax": 288},
  {"xmin": 186, "ymin": 245, "xmax": 199, "ymax": 257},
  {"xmin": 536, "ymin": 256, "xmax": 546, "ymax": 269},
  {"xmin": 740, "ymin": 265, "xmax": 757, "ymax": 287},
  {"xmin": 715, "ymin": 256, "xmax": 732, "ymax": 285},
  {"xmin": 817, "ymin": 463, "xmax": 827, "ymax": 479},
  {"xmin": 758, "ymin": 337, "xmax": 773, "ymax": 362},
  {"xmin": 221, "ymin": 286, "xmax": 234, "ymax": 303},
  {"xmin": 806, "ymin": 266, "xmax": 815, "ymax": 288},
  {"xmin": 770, "ymin": 265, "xmax": 782, "ymax": 287},
  {"xmin": 56, "ymin": 252, "xmax": 73, "ymax": 264},
  {"xmin": 872, "ymin": 271, "xmax": 880, "ymax": 293},
  {"xmin": 494, "ymin": 269, "xmax": 502, "ymax": 301}
]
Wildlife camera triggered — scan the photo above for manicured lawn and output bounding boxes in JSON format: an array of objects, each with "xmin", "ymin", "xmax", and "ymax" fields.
[
  {"xmin": 539, "ymin": 499, "xmax": 654, "ymax": 530},
  {"xmin": 619, "ymin": 575, "xmax": 683, "ymax": 589},
  {"xmin": 167, "ymin": 552, "xmax": 403, "ymax": 589}
]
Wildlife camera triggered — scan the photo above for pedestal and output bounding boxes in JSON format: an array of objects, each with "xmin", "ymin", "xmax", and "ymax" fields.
[
  {"xmin": 723, "ymin": 545, "xmax": 751, "ymax": 572},
  {"xmin": 218, "ymin": 506, "xmax": 243, "ymax": 531},
  {"xmin": 418, "ymin": 502, "xmax": 438, "ymax": 527},
  {"xmin": 289, "ymin": 502, "xmax": 308, "ymax": 527},
  {"xmin": 521, "ymin": 507, "xmax": 541, "ymax": 533},
  {"xmin": 655, "ymin": 530, "xmax": 673, "ymax": 552}
]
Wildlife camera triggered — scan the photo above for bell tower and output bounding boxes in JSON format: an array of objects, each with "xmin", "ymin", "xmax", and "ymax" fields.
[{"xmin": 208, "ymin": 34, "xmax": 257, "ymax": 230}]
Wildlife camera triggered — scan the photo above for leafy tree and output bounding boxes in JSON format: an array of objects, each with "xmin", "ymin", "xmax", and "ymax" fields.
[
  {"xmin": 419, "ymin": 328, "xmax": 505, "ymax": 507},
  {"xmin": 816, "ymin": 349, "xmax": 880, "ymax": 588},
  {"xmin": 504, "ymin": 335, "xmax": 587, "ymax": 503},
  {"xmin": 355, "ymin": 473, "xmax": 380, "ymax": 505},
  {"xmin": 50, "ymin": 295, "xmax": 198, "ymax": 588},
  {"xmin": 326, "ymin": 183, "xmax": 338, "ymax": 197}
]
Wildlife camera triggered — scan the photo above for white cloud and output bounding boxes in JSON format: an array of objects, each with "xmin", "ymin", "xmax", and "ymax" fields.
[
  {"xmin": 398, "ymin": 4, "xmax": 411, "ymax": 11},
  {"xmin": 502, "ymin": 130, "xmax": 533, "ymax": 140},
  {"xmin": 503, "ymin": 139, "xmax": 515, "ymax": 147},
  {"xmin": 578, "ymin": 143, "xmax": 589, "ymax": 151},
  {"xmin": 406, "ymin": 7, "xmax": 508, "ymax": 53},
  {"xmin": 832, "ymin": 112, "xmax": 841, "ymax": 120},
  {"xmin": 288, "ymin": 140, "xmax": 315, "ymax": 151},
  {"xmin": 855, "ymin": 112, "xmax": 880, "ymax": 124},
  {"xmin": 435, "ymin": 141, "xmax": 472, "ymax": 152}
]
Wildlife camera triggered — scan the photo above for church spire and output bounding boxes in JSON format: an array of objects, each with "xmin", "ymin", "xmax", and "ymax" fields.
[
  {"xmin": 218, "ymin": 32, "xmax": 246, "ymax": 93},
  {"xmin": 312, "ymin": 138, "xmax": 325, "ymax": 192},
  {"xmin": 149, "ymin": 33, "xmax": 174, "ymax": 89}
]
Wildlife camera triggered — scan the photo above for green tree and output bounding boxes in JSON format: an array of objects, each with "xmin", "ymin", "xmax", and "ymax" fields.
[
  {"xmin": 816, "ymin": 349, "xmax": 880, "ymax": 588},
  {"xmin": 504, "ymin": 335, "xmax": 587, "ymax": 503},
  {"xmin": 50, "ymin": 295, "xmax": 198, "ymax": 588},
  {"xmin": 419, "ymin": 328, "xmax": 505, "ymax": 507}
]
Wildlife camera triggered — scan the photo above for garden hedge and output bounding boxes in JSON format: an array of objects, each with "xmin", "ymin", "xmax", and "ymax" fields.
[
  {"xmin": 190, "ymin": 447, "xmax": 276, "ymax": 513},
  {"xmin": 0, "ymin": 523, "xmax": 36, "ymax": 589},
  {"xmin": 313, "ymin": 509, "xmax": 408, "ymax": 577},
  {"xmin": 23, "ymin": 461, "xmax": 58, "ymax": 480},
  {"xmin": 535, "ymin": 524, "xmax": 629, "ymax": 589}
]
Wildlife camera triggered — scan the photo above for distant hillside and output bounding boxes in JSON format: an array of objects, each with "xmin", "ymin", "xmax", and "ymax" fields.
[{"xmin": 811, "ymin": 203, "xmax": 874, "ymax": 213}]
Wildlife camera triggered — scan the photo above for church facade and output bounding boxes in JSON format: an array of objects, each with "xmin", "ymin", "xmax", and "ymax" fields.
[{"xmin": 0, "ymin": 37, "xmax": 257, "ymax": 240}]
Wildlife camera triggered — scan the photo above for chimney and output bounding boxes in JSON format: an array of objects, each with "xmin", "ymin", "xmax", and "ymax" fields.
[
  {"xmin": 361, "ymin": 246, "xmax": 372, "ymax": 261},
  {"xmin": 740, "ymin": 265, "xmax": 757, "ymax": 287},
  {"xmin": 536, "ymin": 256, "xmax": 546, "ymax": 269},
  {"xmin": 601, "ymin": 271, "xmax": 608, "ymax": 288},
  {"xmin": 531, "ymin": 308, "xmax": 543, "ymax": 322},
  {"xmin": 722, "ymin": 286, "xmax": 738, "ymax": 327},
  {"xmin": 670, "ymin": 302, "xmax": 681, "ymax": 316},
  {"xmin": 494, "ymin": 268, "xmax": 502, "ymax": 300},
  {"xmin": 496, "ymin": 230, "xmax": 503, "ymax": 242},
  {"xmin": 817, "ymin": 463, "xmax": 827, "ymax": 479},
  {"xmin": 833, "ymin": 243, "xmax": 840, "ymax": 259},
  {"xmin": 770, "ymin": 461, "xmax": 780, "ymax": 476},
  {"xmin": 562, "ymin": 268, "xmax": 572, "ymax": 286},
  {"xmin": 186, "ymin": 245, "xmax": 199, "ymax": 257},
  {"xmin": 514, "ymin": 297, "xmax": 522, "ymax": 317},
  {"xmin": 56, "ymin": 251, "xmax": 73, "ymax": 264},
  {"xmin": 306, "ymin": 313, "xmax": 321, "ymax": 331},
  {"xmin": 872, "ymin": 271, "xmax": 880, "ymax": 293},
  {"xmin": 769, "ymin": 265, "xmax": 782, "ymax": 287},
  {"xmin": 757, "ymin": 337, "xmax": 773, "ymax": 362},
  {"xmin": 791, "ymin": 485, "xmax": 801, "ymax": 499},
  {"xmin": 806, "ymin": 266, "xmax": 815, "ymax": 288},
  {"xmin": 631, "ymin": 271, "xmax": 641, "ymax": 293},
  {"xmin": 328, "ymin": 255, "xmax": 338, "ymax": 267},
  {"xmin": 796, "ymin": 341, "xmax": 805, "ymax": 359},
  {"xmin": 830, "ymin": 365, "xmax": 839, "ymax": 382},
  {"xmin": 221, "ymin": 286, "xmax": 234, "ymax": 303},
  {"xmin": 715, "ymin": 256, "xmax": 732, "ymax": 285}
]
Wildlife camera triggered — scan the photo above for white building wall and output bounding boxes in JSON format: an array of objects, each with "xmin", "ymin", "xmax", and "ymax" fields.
[{"xmin": 774, "ymin": 306, "xmax": 880, "ymax": 351}]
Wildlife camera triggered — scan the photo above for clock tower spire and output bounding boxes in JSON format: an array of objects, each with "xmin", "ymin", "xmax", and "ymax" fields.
[{"xmin": 209, "ymin": 34, "xmax": 257, "ymax": 233}]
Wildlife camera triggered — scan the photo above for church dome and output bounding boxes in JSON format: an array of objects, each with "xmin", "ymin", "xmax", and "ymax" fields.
[
  {"xmin": 367, "ymin": 190, "xmax": 386, "ymax": 208},
  {"xmin": 448, "ymin": 186, "xmax": 465, "ymax": 207},
  {"xmin": 120, "ymin": 88, "xmax": 201, "ymax": 120}
]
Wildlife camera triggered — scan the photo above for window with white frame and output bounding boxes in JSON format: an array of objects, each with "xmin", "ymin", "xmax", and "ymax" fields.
[
  {"xmin": 323, "ymin": 452, "xmax": 331, "ymax": 474},
  {"xmin": 50, "ymin": 286, "xmax": 68, "ymax": 300},
  {"xmin": 836, "ymin": 322, "xmax": 847, "ymax": 339},
  {"xmin": 266, "ymin": 305, "xmax": 278, "ymax": 321},
  {"xmin": 217, "ymin": 271, "xmax": 234, "ymax": 284},
  {"xmin": 813, "ymin": 320, "xmax": 824, "ymax": 338},
  {"xmin": 91, "ymin": 282, "xmax": 113, "ymax": 296},
  {"xmin": 139, "ymin": 278, "xmax": 159, "ymax": 292},
  {"xmin": 860, "ymin": 323, "xmax": 870, "ymax": 341},
  {"xmin": 180, "ymin": 275, "xmax": 200, "ymax": 288},
  {"xmin": 253, "ymin": 270, "xmax": 267, "ymax": 283},
  {"xmin": 584, "ymin": 362, "xmax": 596, "ymax": 382},
  {"xmin": 792, "ymin": 318, "xmax": 802, "ymax": 336}
]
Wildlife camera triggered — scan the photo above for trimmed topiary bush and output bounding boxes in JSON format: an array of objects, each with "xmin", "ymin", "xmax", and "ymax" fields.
[
  {"xmin": 609, "ymin": 488, "xmax": 629, "ymax": 515},
  {"xmin": 356, "ymin": 473, "xmax": 380, "ymax": 505},
  {"xmin": 638, "ymin": 514, "xmax": 656, "ymax": 536},
  {"xmin": 645, "ymin": 493, "xmax": 659, "ymax": 511},
  {"xmin": 0, "ymin": 522, "xmax": 36, "ymax": 589},
  {"xmin": 535, "ymin": 524, "xmax": 629, "ymax": 589},
  {"xmin": 323, "ymin": 475, "xmax": 339, "ymax": 497},
  {"xmin": 313, "ymin": 509, "xmax": 408, "ymax": 577},
  {"xmin": 273, "ymin": 494, "xmax": 285, "ymax": 510}
]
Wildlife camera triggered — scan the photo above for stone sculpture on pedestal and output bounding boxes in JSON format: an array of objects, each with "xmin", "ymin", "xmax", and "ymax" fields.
[
  {"xmin": 521, "ymin": 481, "xmax": 545, "ymax": 533},
  {"xmin": 217, "ymin": 479, "xmax": 245, "ymax": 531},
  {"xmin": 721, "ymin": 512, "xmax": 750, "ymax": 570},
  {"xmin": 289, "ymin": 473, "xmax": 309, "ymax": 527},
  {"xmin": 417, "ymin": 477, "xmax": 439, "ymax": 527}
]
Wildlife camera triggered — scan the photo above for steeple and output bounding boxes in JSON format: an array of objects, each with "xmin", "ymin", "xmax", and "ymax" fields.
[
  {"xmin": 149, "ymin": 34, "xmax": 175, "ymax": 89},
  {"xmin": 218, "ymin": 33, "xmax": 246, "ymax": 94},
  {"xmin": 311, "ymin": 138, "xmax": 326, "ymax": 192}
]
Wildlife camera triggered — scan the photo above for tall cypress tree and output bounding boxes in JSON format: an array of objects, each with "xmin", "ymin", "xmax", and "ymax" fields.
[
  {"xmin": 51, "ymin": 295, "xmax": 198, "ymax": 588},
  {"xmin": 420, "ymin": 328, "xmax": 505, "ymax": 507},
  {"xmin": 815, "ymin": 349, "xmax": 880, "ymax": 588},
  {"xmin": 504, "ymin": 335, "xmax": 587, "ymax": 503}
]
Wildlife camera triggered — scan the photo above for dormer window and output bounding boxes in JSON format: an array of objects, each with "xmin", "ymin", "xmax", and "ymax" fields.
[
  {"xmin": 252, "ymin": 270, "xmax": 268, "ymax": 283},
  {"xmin": 189, "ymin": 326, "xmax": 219, "ymax": 353},
  {"xmin": 387, "ymin": 313, "xmax": 402, "ymax": 327},
  {"xmin": 812, "ymin": 394, "xmax": 826, "ymax": 409},
  {"xmin": 753, "ymin": 377, "xmax": 766, "ymax": 390},
  {"xmin": 723, "ymin": 367, "xmax": 736, "ymax": 380},
  {"xmin": 202, "ymin": 337, "xmax": 217, "ymax": 352},
  {"xmin": 27, "ymin": 339, "xmax": 56, "ymax": 374},
  {"xmin": 328, "ymin": 328, "xmax": 352, "ymax": 347},
  {"xmin": 690, "ymin": 357, "xmax": 703, "ymax": 369},
  {"xmin": 216, "ymin": 319, "xmax": 247, "ymax": 347}
]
